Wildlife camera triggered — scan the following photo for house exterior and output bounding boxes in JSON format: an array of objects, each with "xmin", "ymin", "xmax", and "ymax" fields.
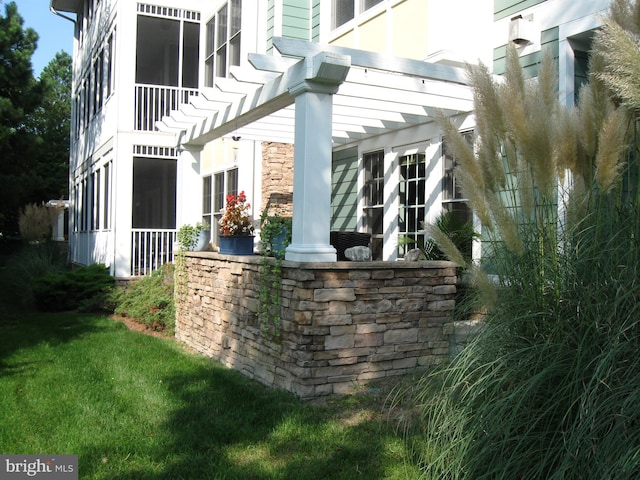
[{"xmin": 50, "ymin": 0, "xmax": 612, "ymax": 277}]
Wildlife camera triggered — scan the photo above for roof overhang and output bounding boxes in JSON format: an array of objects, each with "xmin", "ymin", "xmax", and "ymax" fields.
[
  {"xmin": 50, "ymin": 0, "xmax": 83, "ymax": 14},
  {"xmin": 156, "ymin": 37, "xmax": 474, "ymax": 148}
]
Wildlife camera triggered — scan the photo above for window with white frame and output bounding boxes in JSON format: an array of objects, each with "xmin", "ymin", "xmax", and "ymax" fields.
[
  {"xmin": 135, "ymin": 11, "xmax": 200, "ymax": 88},
  {"xmin": 72, "ymin": 28, "xmax": 116, "ymax": 138},
  {"xmin": 398, "ymin": 152, "xmax": 426, "ymax": 257},
  {"xmin": 363, "ymin": 150, "xmax": 384, "ymax": 260},
  {"xmin": 203, "ymin": 168, "xmax": 238, "ymax": 243},
  {"xmin": 332, "ymin": 0, "xmax": 384, "ymax": 29},
  {"xmin": 204, "ymin": 0, "xmax": 241, "ymax": 86},
  {"xmin": 442, "ymin": 130, "xmax": 474, "ymax": 259}
]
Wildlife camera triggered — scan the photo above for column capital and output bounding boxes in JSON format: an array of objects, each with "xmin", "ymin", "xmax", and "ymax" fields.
[
  {"xmin": 180, "ymin": 143, "xmax": 205, "ymax": 153},
  {"xmin": 288, "ymin": 51, "xmax": 351, "ymax": 97}
]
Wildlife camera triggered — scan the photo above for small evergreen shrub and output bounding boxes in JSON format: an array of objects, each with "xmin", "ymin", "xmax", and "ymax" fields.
[
  {"xmin": 32, "ymin": 263, "xmax": 114, "ymax": 312},
  {"xmin": 112, "ymin": 263, "xmax": 175, "ymax": 333}
]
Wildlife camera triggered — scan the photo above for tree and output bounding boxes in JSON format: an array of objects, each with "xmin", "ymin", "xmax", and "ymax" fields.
[
  {"xmin": 0, "ymin": 1, "xmax": 45, "ymax": 234},
  {"xmin": 28, "ymin": 51, "xmax": 72, "ymax": 202}
]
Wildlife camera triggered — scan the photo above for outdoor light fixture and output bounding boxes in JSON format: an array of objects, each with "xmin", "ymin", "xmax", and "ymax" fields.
[{"xmin": 509, "ymin": 14, "xmax": 535, "ymax": 47}]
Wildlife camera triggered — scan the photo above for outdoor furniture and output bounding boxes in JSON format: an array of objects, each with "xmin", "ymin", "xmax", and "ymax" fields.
[{"xmin": 330, "ymin": 231, "xmax": 371, "ymax": 261}]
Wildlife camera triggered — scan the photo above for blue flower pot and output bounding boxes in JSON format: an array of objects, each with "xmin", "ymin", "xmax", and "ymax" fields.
[{"xmin": 219, "ymin": 235, "xmax": 255, "ymax": 255}]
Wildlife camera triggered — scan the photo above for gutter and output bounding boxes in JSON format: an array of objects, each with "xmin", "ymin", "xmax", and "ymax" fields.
[{"xmin": 49, "ymin": 3, "xmax": 77, "ymax": 24}]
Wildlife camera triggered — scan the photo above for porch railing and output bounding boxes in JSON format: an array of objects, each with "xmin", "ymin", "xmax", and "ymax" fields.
[
  {"xmin": 134, "ymin": 84, "xmax": 199, "ymax": 131},
  {"xmin": 131, "ymin": 229, "xmax": 176, "ymax": 276}
]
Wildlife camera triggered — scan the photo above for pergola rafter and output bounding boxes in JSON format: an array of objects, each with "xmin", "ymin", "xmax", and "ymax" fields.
[{"xmin": 157, "ymin": 37, "xmax": 473, "ymax": 147}]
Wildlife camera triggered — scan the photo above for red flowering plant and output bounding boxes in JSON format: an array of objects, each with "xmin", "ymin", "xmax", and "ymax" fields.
[{"xmin": 218, "ymin": 191, "xmax": 255, "ymax": 236}]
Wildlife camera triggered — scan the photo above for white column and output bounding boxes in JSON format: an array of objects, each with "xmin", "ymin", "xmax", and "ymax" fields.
[
  {"xmin": 285, "ymin": 83, "xmax": 338, "ymax": 262},
  {"xmin": 55, "ymin": 209, "xmax": 66, "ymax": 241}
]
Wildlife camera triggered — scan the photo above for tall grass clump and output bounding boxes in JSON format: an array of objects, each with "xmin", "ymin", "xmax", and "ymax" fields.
[
  {"xmin": 0, "ymin": 241, "xmax": 68, "ymax": 309},
  {"xmin": 18, "ymin": 203, "xmax": 53, "ymax": 242},
  {"xmin": 405, "ymin": 4, "xmax": 640, "ymax": 477}
]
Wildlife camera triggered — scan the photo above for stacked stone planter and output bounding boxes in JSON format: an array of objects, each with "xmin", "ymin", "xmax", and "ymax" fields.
[{"xmin": 175, "ymin": 252, "xmax": 457, "ymax": 400}]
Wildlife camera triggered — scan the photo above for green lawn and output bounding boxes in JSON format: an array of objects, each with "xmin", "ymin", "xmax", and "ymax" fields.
[{"xmin": 0, "ymin": 311, "xmax": 417, "ymax": 479}]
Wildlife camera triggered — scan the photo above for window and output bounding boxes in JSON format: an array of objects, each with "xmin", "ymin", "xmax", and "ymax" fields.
[
  {"xmin": 363, "ymin": 150, "xmax": 384, "ymax": 260},
  {"xmin": 135, "ymin": 14, "xmax": 200, "ymax": 87},
  {"xmin": 93, "ymin": 169, "xmax": 101, "ymax": 230},
  {"xmin": 203, "ymin": 168, "xmax": 238, "ymax": 243},
  {"xmin": 204, "ymin": 0, "xmax": 242, "ymax": 86},
  {"xmin": 398, "ymin": 153, "xmax": 426, "ymax": 257},
  {"xmin": 103, "ymin": 162, "xmax": 111, "ymax": 230},
  {"xmin": 442, "ymin": 131, "xmax": 474, "ymax": 258},
  {"xmin": 202, "ymin": 175, "xmax": 212, "ymax": 227},
  {"xmin": 106, "ymin": 30, "xmax": 115, "ymax": 99},
  {"xmin": 132, "ymin": 157, "xmax": 177, "ymax": 229},
  {"xmin": 332, "ymin": 0, "xmax": 384, "ymax": 29}
]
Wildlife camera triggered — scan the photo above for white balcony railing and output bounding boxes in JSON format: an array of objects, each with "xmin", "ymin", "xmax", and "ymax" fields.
[
  {"xmin": 131, "ymin": 229, "xmax": 176, "ymax": 276},
  {"xmin": 134, "ymin": 84, "xmax": 199, "ymax": 131}
]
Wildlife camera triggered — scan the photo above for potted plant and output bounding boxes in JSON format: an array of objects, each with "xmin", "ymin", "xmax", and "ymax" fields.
[
  {"xmin": 218, "ymin": 191, "xmax": 255, "ymax": 255},
  {"xmin": 177, "ymin": 222, "xmax": 210, "ymax": 251},
  {"xmin": 259, "ymin": 207, "xmax": 292, "ymax": 258}
]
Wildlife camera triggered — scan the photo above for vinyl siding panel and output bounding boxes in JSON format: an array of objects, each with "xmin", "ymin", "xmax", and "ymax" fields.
[
  {"xmin": 494, "ymin": 0, "xmax": 547, "ymax": 20},
  {"xmin": 493, "ymin": 26, "xmax": 559, "ymax": 77},
  {"xmin": 332, "ymin": 147, "xmax": 359, "ymax": 231},
  {"xmin": 283, "ymin": 0, "xmax": 311, "ymax": 41}
]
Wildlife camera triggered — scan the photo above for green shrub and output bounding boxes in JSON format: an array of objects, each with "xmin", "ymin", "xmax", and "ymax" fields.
[
  {"xmin": 112, "ymin": 263, "xmax": 175, "ymax": 333},
  {"xmin": 0, "ymin": 241, "xmax": 68, "ymax": 309},
  {"xmin": 32, "ymin": 263, "xmax": 114, "ymax": 312}
]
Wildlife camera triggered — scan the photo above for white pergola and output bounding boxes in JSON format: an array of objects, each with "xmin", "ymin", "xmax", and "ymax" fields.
[{"xmin": 157, "ymin": 37, "xmax": 474, "ymax": 262}]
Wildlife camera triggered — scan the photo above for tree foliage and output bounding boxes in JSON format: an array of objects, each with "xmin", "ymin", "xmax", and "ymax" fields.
[
  {"xmin": 0, "ymin": 2, "xmax": 70, "ymax": 235},
  {"xmin": 29, "ymin": 51, "xmax": 72, "ymax": 202}
]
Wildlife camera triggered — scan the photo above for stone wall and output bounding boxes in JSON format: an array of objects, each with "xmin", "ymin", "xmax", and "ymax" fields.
[
  {"xmin": 175, "ymin": 252, "xmax": 458, "ymax": 400},
  {"xmin": 261, "ymin": 142, "xmax": 294, "ymax": 215}
]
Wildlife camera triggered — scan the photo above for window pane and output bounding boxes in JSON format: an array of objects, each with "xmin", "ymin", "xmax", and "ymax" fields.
[
  {"xmin": 216, "ymin": 45, "xmax": 227, "ymax": 78},
  {"xmin": 230, "ymin": 33, "xmax": 241, "ymax": 68},
  {"xmin": 203, "ymin": 176, "xmax": 212, "ymax": 214},
  {"xmin": 334, "ymin": 0, "xmax": 354, "ymax": 28},
  {"xmin": 230, "ymin": 0, "xmax": 241, "ymax": 36},
  {"xmin": 364, "ymin": 0, "xmax": 383, "ymax": 10},
  {"xmin": 216, "ymin": 5, "xmax": 228, "ymax": 47},
  {"xmin": 206, "ymin": 18, "xmax": 215, "ymax": 56},
  {"xmin": 214, "ymin": 172, "xmax": 225, "ymax": 212},
  {"xmin": 227, "ymin": 168, "xmax": 238, "ymax": 196},
  {"xmin": 132, "ymin": 157, "xmax": 177, "ymax": 229},
  {"xmin": 103, "ymin": 162, "xmax": 110, "ymax": 229},
  {"xmin": 205, "ymin": 58, "xmax": 213, "ymax": 87},
  {"xmin": 182, "ymin": 21, "xmax": 200, "ymax": 88},
  {"xmin": 135, "ymin": 15, "xmax": 179, "ymax": 86}
]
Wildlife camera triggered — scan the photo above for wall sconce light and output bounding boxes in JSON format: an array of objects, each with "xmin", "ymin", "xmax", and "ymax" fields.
[{"xmin": 509, "ymin": 14, "xmax": 535, "ymax": 47}]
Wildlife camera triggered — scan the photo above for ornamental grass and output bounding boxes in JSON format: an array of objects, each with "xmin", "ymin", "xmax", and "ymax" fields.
[{"xmin": 404, "ymin": 2, "xmax": 640, "ymax": 478}]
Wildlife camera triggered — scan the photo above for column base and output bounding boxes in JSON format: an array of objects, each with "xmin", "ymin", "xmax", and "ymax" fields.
[{"xmin": 285, "ymin": 243, "xmax": 337, "ymax": 262}]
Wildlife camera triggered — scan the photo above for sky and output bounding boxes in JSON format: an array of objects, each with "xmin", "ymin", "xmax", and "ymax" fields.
[{"xmin": 11, "ymin": 0, "xmax": 74, "ymax": 76}]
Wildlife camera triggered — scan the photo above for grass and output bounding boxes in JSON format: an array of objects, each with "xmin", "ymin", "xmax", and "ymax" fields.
[{"xmin": 0, "ymin": 309, "xmax": 417, "ymax": 479}]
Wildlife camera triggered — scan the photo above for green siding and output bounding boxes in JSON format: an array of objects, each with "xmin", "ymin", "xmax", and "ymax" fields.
[
  {"xmin": 283, "ymin": 0, "xmax": 311, "ymax": 41},
  {"xmin": 332, "ymin": 147, "xmax": 359, "ymax": 231},
  {"xmin": 493, "ymin": 27, "xmax": 559, "ymax": 77},
  {"xmin": 267, "ymin": 0, "xmax": 275, "ymax": 53},
  {"xmin": 267, "ymin": 1, "xmax": 317, "ymax": 50},
  {"xmin": 312, "ymin": 0, "xmax": 320, "ymax": 42},
  {"xmin": 494, "ymin": 0, "xmax": 547, "ymax": 20}
]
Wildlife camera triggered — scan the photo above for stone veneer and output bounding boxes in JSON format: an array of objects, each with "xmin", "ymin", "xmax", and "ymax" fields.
[
  {"xmin": 175, "ymin": 252, "xmax": 458, "ymax": 400},
  {"xmin": 261, "ymin": 142, "xmax": 294, "ymax": 214}
]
